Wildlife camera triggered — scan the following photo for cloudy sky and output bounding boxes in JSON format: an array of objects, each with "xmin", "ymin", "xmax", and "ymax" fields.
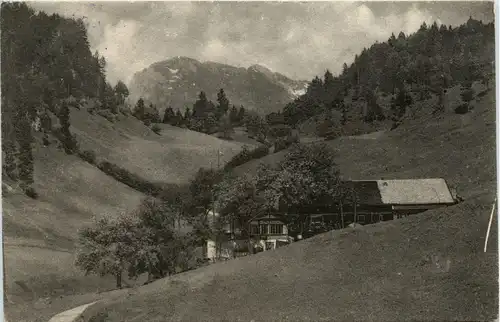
[{"xmin": 30, "ymin": 1, "xmax": 494, "ymax": 85}]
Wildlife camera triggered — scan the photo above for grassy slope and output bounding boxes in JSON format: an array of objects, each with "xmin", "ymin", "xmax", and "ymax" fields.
[
  {"xmin": 3, "ymin": 109, "xmax": 247, "ymax": 321},
  {"xmin": 71, "ymin": 109, "xmax": 246, "ymax": 183},
  {"xmin": 3, "ymin": 144, "xmax": 145, "ymax": 322},
  {"xmin": 85, "ymin": 87, "xmax": 497, "ymax": 321},
  {"xmin": 212, "ymin": 126, "xmax": 262, "ymax": 147}
]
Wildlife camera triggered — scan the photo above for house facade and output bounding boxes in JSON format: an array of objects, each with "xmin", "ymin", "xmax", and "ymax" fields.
[
  {"xmin": 304, "ymin": 178, "xmax": 457, "ymax": 233},
  {"xmin": 203, "ymin": 178, "xmax": 457, "ymax": 258},
  {"xmin": 249, "ymin": 215, "xmax": 291, "ymax": 251},
  {"xmin": 203, "ymin": 211, "xmax": 291, "ymax": 261}
]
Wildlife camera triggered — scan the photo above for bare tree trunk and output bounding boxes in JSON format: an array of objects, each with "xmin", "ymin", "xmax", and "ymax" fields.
[
  {"xmin": 353, "ymin": 191, "xmax": 358, "ymax": 225},
  {"xmin": 116, "ymin": 271, "xmax": 122, "ymax": 289},
  {"xmin": 340, "ymin": 201, "xmax": 345, "ymax": 229}
]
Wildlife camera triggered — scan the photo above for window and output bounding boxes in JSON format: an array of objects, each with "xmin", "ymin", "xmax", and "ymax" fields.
[
  {"xmin": 265, "ymin": 241, "xmax": 275, "ymax": 250},
  {"xmin": 269, "ymin": 224, "xmax": 283, "ymax": 235},
  {"xmin": 251, "ymin": 224, "xmax": 259, "ymax": 235},
  {"xmin": 259, "ymin": 224, "xmax": 268, "ymax": 235},
  {"xmin": 357, "ymin": 215, "xmax": 365, "ymax": 224}
]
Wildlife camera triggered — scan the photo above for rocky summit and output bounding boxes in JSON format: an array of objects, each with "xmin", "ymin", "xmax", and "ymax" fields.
[{"xmin": 128, "ymin": 56, "xmax": 308, "ymax": 114}]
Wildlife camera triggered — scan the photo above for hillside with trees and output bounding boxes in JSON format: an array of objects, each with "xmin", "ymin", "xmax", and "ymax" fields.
[
  {"xmin": 274, "ymin": 18, "xmax": 494, "ymax": 137},
  {"xmin": 1, "ymin": 2, "xmax": 133, "ymax": 197},
  {"xmin": 1, "ymin": 4, "xmax": 248, "ymax": 321}
]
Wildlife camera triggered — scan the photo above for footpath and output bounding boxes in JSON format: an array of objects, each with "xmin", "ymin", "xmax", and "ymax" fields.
[{"xmin": 47, "ymin": 301, "xmax": 98, "ymax": 322}]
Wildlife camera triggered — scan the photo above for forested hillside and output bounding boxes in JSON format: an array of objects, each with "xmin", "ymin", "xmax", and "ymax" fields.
[
  {"xmin": 276, "ymin": 18, "xmax": 494, "ymax": 135},
  {"xmin": 1, "ymin": 2, "xmax": 130, "ymax": 197}
]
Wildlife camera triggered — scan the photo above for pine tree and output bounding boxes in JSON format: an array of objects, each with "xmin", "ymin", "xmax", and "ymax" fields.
[
  {"xmin": 133, "ymin": 98, "xmax": 145, "ymax": 120},
  {"xmin": 324, "ymin": 70, "xmax": 335, "ymax": 89},
  {"xmin": 162, "ymin": 106, "xmax": 175, "ymax": 124},
  {"xmin": 229, "ymin": 105, "xmax": 239, "ymax": 124},
  {"xmin": 216, "ymin": 89, "xmax": 230, "ymax": 117},
  {"xmin": 237, "ymin": 106, "xmax": 246, "ymax": 123},
  {"xmin": 2, "ymin": 140, "xmax": 17, "ymax": 180},
  {"xmin": 184, "ymin": 107, "xmax": 192, "ymax": 120},
  {"xmin": 15, "ymin": 115, "xmax": 35, "ymax": 191},
  {"xmin": 104, "ymin": 82, "xmax": 118, "ymax": 113},
  {"xmin": 193, "ymin": 91, "xmax": 209, "ymax": 119},
  {"xmin": 58, "ymin": 101, "xmax": 78, "ymax": 154},
  {"xmin": 145, "ymin": 103, "xmax": 161, "ymax": 124},
  {"xmin": 174, "ymin": 110, "xmax": 184, "ymax": 126},
  {"xmin": 114, "ymin": 80, "xmax": 129, "ymax": 105}
]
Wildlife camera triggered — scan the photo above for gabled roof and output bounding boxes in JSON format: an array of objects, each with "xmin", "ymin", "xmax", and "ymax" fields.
[{"xmin": 375, "ymin": 178, "xmax": 455, "ymax": 205}]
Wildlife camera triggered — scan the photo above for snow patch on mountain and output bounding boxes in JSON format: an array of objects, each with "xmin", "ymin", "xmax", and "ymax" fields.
[
  {"xmin": 168, "ymin": 67, "xmax": 179, "ymax": 74},
  {"xmin": 290, "ymin": 87, "xmax": 307, "ymax": 97}
]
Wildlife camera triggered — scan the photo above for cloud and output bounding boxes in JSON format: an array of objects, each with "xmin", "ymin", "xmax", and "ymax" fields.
[{"xmin": 29, "ymin": 1, "xmax": 494, "ymax": 84}]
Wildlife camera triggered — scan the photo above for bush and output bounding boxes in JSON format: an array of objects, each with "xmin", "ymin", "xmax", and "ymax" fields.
[
  {"xmin": 78, "ymin": 150, "xmax": 97, "ymax": 165},
  {"xmin": 274, "ymin": 138, "xmax": 289, "ymax": 153},
  {"xmin": 97, "ymin": 160, "xmax": 164, "ymax": 196},
  {"xmin": 274, "ymin": 134, "xmax": 300, "ymax": 153},
  {"xmin": 151, "ymin": 124, "xmax": 161, "ymax": 135},
  {"xmin": 476, "ymin": 90, "xmax": 488, "ymax": 98},
  {"xmin": 97, "ymin": 109, "xmax": 117, "ymax": 123},
  {"xmin": 224, "ymin": 145, "xmax": 270, "ymax": 170},
  {"xmin": 24, "ymin": 186, "xmax": 38, "ymax": 199},
  {"xmin": 52, "ymin": 128, "xmax": 79, "ymax": 155},
  {"xmin": 269, "ymin": 124, "xmax": 292, "ymax": 138},
  {"xmin": 42, "ymin": 134, "xmax": 50, "ymax": 146},
  {"xmin": 454, "ymin": 103, "xmax": 469, "ymax": 115},
  {"xmin": 460, "ymin": 87, "xmax": 475, "ymax": 103},
  {"xmin": 119, "ymin": 105, "xmax": 132, "ymax": 115}
]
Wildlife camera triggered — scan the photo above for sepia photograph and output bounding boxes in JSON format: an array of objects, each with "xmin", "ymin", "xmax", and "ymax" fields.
[{"xmin": 0, "ymin": 1, "xmax": 497, "ymax": 321}]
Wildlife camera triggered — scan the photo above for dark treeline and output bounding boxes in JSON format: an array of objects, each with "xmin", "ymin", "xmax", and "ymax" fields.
[
  {"xmin": 278, "ymin": 18, "xmax": 494, "ymax": 130},
  {"xmin": 133, "ymin": 89, "xmax": 298, "ymax": 150},
  {"xmin": 1, "ymin": 3, "xmax": 130, "ymax": 197},
  {"xmin": 133, "ymin": 89, "xmax": 247, "ymax": 138}
]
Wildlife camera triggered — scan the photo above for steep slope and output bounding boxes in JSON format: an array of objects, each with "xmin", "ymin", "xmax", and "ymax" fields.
[
  {"xmin": 3, "ymin": 144, "xmax": 146, "ymax": 301},
  {"xmin": 128, "ymin": 56, "xmax": 308, "ymax": 114},
  {"xmin": 280, "ymin": 18, "xmax": 495, "ymax": 135},
  {"xmin": 236, "ymin": 82, "xmax": 495, "ymax": 197},
  {"xmin": 70, "ymin": 108, "xmax": 246, "ymax": 184},
  {"xmin": 84, "ymin": 85, "xmax": 496, "ymax": 321},
  {"xmin": 3, "ymin": 109, "xmax": 249, "ymax": 322}
]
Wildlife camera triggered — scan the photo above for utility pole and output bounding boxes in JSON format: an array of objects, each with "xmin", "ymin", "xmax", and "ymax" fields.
[
  {"xmin": 3, "ymin": 237, "xmax": 8, "ymax": 305},
  {"xmin": 217, "ymin": 149, "xmax": 223, "ymax": 170}
]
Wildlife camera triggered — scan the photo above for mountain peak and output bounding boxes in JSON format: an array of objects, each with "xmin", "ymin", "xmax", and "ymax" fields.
[
  {"xmin": 129, "ymin": 59, "xmax": 307, "ymax": 114},
  {"xmin": 249, "ymin": 64, "xmax": 273, "ymax": 73}
]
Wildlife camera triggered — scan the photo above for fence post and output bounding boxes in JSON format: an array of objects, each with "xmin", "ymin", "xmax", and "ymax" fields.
[{"xmin": 484, "ymin": 197, "xmax": 497, "ymax": 253}]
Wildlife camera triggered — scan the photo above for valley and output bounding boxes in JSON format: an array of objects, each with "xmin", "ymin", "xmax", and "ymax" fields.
[{"xmin": 1, "ymin": 2, "xmax": 497, "ymax": 322}]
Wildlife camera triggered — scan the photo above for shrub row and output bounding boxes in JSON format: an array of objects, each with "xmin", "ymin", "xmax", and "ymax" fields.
[
  {"xmin": 96, "ymin": 161, "xmax": 164, "ymax": 197},
  {"xmin": 274, "ymin": 134, "xmax": 300, "ymax": 153},
  {"xmin": 224, "ymin": 145, "xmax": 270, "ymax": 170},
  {"xmin": 77, "ymin": 148, "xmax": 190, "ymax": 200}
]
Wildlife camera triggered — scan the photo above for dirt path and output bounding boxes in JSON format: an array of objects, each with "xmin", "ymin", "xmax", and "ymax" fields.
[{"xmin": 47, "ymin": 301, "xmax": 98, "ymax": 322}]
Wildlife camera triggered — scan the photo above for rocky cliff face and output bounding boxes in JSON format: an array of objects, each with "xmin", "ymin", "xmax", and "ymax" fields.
[{"xmin": 128, "ymin": 56, "xmax": 308, "ymax": 114}]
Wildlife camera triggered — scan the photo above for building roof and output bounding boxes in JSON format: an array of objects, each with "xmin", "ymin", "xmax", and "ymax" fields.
[{"xmin": 375, "ymin": 178, "xmax": 455, "ymax": 205}]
